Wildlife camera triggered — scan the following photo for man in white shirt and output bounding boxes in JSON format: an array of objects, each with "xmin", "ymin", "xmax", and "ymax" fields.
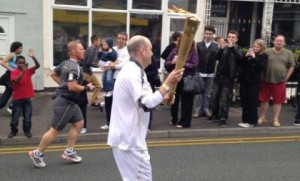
[
  {"xmin": 107, "ymin": 35, "xmax": 183, "ymax": 181},
  {"xmin": 100, "ymin": 32, "xmax": 130, "ymax": 130}
]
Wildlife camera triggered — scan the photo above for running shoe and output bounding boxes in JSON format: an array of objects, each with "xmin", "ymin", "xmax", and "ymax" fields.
[
  {"xmin": 28, "ymin": 150, "xmax": 46, "ymax": 168},
  {"xmin": 61, "ymin": 150, "xmax": 82, "ymax": 163}
]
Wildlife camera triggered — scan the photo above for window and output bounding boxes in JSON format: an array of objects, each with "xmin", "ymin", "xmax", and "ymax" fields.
[
  {"xmin": 53, "ymin": 9, "xmax": 88, "ymax": 65},
  {"xmin": 0, "ymin": 26, "xmax": 4, "ymax": 33},
  {"xmin": 55, "ymin": 0, "xmax": 87, "ymax": 6},
  {"xmin": 93, "ymin": 0, "xmax": 127, "ymax": 10},
  {"xmin": 211, "ymin": 0, "xmax": 227, "ymax": 17},
  {"xmin": 132, "ymin": 0, "xmax": 162, "ymax": 10},
  {"xmin": 168, "ymin": 0, "xmax": 197, "ymax": 14},
  {"xmin": 92, "ymin": 12, "xmax": 126, "ymax": 40},
  {"xmin": 273, "ymin": 3, "xmax": 300, "ymax": 50},
  {"xmin": 130, "ymin": 13, "xmax": 162, "ymax": 66}
]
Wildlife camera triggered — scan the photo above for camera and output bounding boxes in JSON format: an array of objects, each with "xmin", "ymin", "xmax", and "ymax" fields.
[
  {"xmin": 224, "ymin": 38, "xmax": 228, "ymax": 43},
  {"xmin": 248, "ymin": 48, "xmax": 253, "ymax": 52}
]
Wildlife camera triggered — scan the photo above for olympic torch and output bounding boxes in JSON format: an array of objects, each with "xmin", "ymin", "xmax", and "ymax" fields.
[{"xmin": 165, "ymin": 16, "xmax": 200, "ymax": 104}]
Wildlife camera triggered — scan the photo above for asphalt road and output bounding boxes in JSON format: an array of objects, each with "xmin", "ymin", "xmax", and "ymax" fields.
[{"xmin": 1, "ymin": 139, "xmax": 300, "ymax": 181}]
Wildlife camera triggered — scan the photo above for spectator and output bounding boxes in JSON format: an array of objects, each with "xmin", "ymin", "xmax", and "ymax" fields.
[
  {"xmin": 0, "ymin": 41, "xmax": 23, "ymax": 113},
  {"xmin": 161, "ymin": 32, "xmax": 182, "ymax": 81},
  {"xmin": 207, "ymin": 30, "xmax": 243, "ymax": 127},
  {"xmin": 98, "ymin": 38, "xmax": 117, "ymax": 96},
  {"xmin": 238, "ymin": 39, "xmax": 268, "ymax": 128},
  {"xmin": 258, "ymin": 35, "xmax": 295, "ymax": 127},
  {"xmin": 79, "ymin": 80, "xmax": 89, "ymax": 134},
  {"xmin": 100, "ymin": 32, "xmax": 130, "ymax": 130},
  {"xmin": 193, "ymin": 25, "xmax": 219, "ymax": 118},
  {"xmin": 82, "ymin": 35, "xmax": 103, "ymax": 107},
  {"xmin": 165, "ymin": 41, "xmax": 198, "ymax": 128},
  {"xmin": 161, "ymin": 31, "xmax": 182, "ymax": 61},
  {"xmin": 145, "ymin": 56, "xmax": 161, "ymax": 129},
  {"xmin": 8, "ymin": 50, "xmax": 40, "ymax": 138}
]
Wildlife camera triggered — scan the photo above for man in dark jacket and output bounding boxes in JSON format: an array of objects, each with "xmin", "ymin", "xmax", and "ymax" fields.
[
  {"xmin": 193, "ymin": 25, "xmax": 219, "ymax": 118},
  {"xmin": 207, "ymin": 30, "xmax": 243, "ymax": 127},
  {"xmin": 82, "ymin": 35, "xmax": 102, "ymax": 107}
]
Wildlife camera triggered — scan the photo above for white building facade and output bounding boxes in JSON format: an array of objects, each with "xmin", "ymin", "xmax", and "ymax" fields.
[{"xmin": 0, "ymin": 0, "xmax": 299, "ymax": 90}]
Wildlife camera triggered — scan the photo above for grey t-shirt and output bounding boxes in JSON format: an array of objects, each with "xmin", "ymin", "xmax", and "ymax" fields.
[
  {"xmin": 54, "ymin": 59, "xmax": 84, "ymax": 102},
  {"xmin": 265, "ymin": 48, "xmax": 295, "ymax": 83}
]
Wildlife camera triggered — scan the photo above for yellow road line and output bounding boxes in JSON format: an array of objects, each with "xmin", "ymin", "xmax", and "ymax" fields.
[{"xmin": 0, "ymin": 135, "xmax": 299, "ymax": 155}]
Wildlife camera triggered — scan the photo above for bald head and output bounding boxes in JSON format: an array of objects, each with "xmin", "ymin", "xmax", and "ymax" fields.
[
  {"xmin": 67, "ymin": 40, "xmax": 80, "ymax": 52},
  {"xmin": 67, "ymin": 40, "xmax": 85, "ymax": 61},
  {"xmin": 127, "ymin": 35, "xmax": 153, "ymax": 68},
  {"xmin": 127, "ymin": 35, "xmax": 150, "ymax": 56}
]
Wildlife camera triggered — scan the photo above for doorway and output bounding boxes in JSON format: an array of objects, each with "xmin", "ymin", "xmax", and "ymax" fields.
[{"xmin": 0, "ymin": 14, "xmax": 14, "ymax": 93}]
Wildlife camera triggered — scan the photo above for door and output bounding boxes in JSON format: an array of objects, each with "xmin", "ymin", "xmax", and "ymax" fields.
[{"xmin": 0, "ymin": 14, "xmax": 14, "ymax": 92}]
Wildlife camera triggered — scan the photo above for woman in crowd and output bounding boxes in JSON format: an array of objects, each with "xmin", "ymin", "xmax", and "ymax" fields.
[
  {"xmin": 0, "ymin": 41, "xmax": 23, "ymax": 113},
  {"xmin": 164, "ymin": 41, "xmax": 198, "ymax": 128},
  {"xmin": 238, "ymin": 39, "xmax": 268, "ymax": 128}
]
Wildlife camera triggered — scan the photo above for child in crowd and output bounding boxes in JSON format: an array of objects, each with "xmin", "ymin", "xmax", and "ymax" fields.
[
  {"xmin": 8, "ymin": 49, "xmax": 40, "ymax": 138},
  {"xmin": 98, "ymin": 38, "xmax": 117, "ymax": 97}
]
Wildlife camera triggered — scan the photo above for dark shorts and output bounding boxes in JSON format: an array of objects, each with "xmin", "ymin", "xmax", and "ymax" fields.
[
  {"xmin": 52, "ymin": 96, "xmax": 83, "ymax": 131},
  {"xmin": 259, "ymin": 80, "xmax": 286, "ymax": 104}
]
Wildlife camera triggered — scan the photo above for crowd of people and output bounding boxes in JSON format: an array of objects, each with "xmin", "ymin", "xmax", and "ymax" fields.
[
  {"xmin": 162, "ymin": 26, "xmax": 298, "ymax": 129},
  {"xmin": 0, "ymin": 27, "xmax": 299, "ymax": 179}
]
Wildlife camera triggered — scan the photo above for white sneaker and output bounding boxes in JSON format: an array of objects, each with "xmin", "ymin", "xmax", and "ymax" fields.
[
  {"xmin": 80, "ymin": 128, "xmax": 87, "ymax": 134},
  {"xmin": 7, "ymin": 107, "xmax": 12, "ymax": 114},
  {"xmin": 61, "ymin": 150, "xmax": 82, "ymax": 163},
  {"xmin": 100, "ymin": 125, "xmax": 109, "ymax": 130},
  {"xmin": 105, "ymin": 92, "xmax": 112, "ymax": 97},
  {"xmin": 100, "ymin": 102, "xmax": 105, "ymax": 107},
  {"xmin": 238, "ymin": 123, "xmax": 245, "ymax": 127},
  {"xmin": 239, "ymin": 123, "xmax": 253, "ymax": 128}
]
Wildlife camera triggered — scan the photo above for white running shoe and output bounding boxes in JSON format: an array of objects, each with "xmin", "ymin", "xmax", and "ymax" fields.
[
  {"xmin": 61, "ymin": 150, "xmax": 82, "ymax": 163},
  {"xmin": 100, "ymin": 102, "xmax": 105, "ymax": 107},
  {"xmin": 105, "ymin": 92, "xmax": 113, "ymax": 97},
  {"xmin": 28, "ymin": 150, "xmax": 46, "ymax": 168},
  {"xmin": 239, "ymin": 123, "xmax": 253, "ymax": 128},
  {"xmin": 238, "ymin": 123, "xmax": 245, "ymax": 127},
  {"xmin": 80, "ymin": 128, "xmax": 87, "ymax": 134},
  {"xmin": 7, "ymin": 107, "xmax": 12, "ymax": 114},
  {"xmin": 100, "ymin": 124, "xmax": 109, "ymax": 130}
]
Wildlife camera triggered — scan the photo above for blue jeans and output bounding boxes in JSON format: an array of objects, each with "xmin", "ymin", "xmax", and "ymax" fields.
[
  {"xmin": 194, "ymin": 76, "xmax": 214, "ymax": 114},
  {"xmin": 0, "ymin": 71, "xmax": 13, "ymax": 109},
  {"xmin": 10, "ymin": 98, "xmax": 32, "ymax": 133},
  {"xmin": 102, "ymin": 69, "xmax": 114, "ymax": 92}
]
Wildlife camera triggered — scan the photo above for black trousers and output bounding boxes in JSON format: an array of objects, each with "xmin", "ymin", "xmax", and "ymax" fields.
[
  {"xmin": 0, "ymin": 71, "xmax": 13, "ymax": 109},
  {"xmin": 170, "ymin": 80, "xmax": 194, "ymax": 127},
  {"xmin": 79, "ymin": 103, "xmax": 87, "ymax": 128},
  {"xmin": 240, "ymin": 83, "xmax": 260, "ymax": 125},
  {"xmin": 105, "ymin": 96, "xmax": 113, "ymax": 125},
  {"xmin": 211, "ymin": 77, "xmax": 234, "ymax": 120}
]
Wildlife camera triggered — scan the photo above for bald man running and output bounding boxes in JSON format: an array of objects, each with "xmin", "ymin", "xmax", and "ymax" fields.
[{"xmin": 28, "ymin": 41, "xmax": 95, "ymax": 168}]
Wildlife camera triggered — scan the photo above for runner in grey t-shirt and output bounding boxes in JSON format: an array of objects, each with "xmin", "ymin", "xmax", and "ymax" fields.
[
  {"xmin": 54, "ymin": 59, "xmax": 84, "ymax": 102},
  {"xmin": 29, "ymin": 41, "xmax": 95, "ymax": 168}
]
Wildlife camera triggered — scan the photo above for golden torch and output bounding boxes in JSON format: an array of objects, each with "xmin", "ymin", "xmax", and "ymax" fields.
[{"xmin": 165, "ymin": 16, "xmax": 200, "ymax": 104}]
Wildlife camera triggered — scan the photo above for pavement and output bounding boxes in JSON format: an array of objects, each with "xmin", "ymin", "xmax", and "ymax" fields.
[{"xmin": 0, "ymin": 92, "xmax": 300, "ymax": 146}]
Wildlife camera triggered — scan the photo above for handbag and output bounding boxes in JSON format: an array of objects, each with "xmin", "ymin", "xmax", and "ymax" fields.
[{"xmin": 183, "ymin": 75, "xmax": 205, "ymax": 95}]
